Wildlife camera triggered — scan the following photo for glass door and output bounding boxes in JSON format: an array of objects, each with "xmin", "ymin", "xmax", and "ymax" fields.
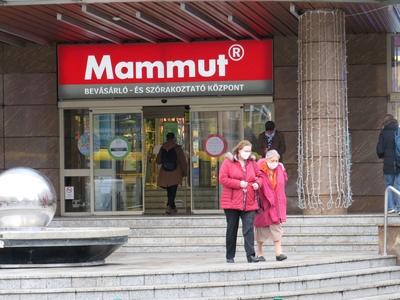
[
  {"xmin": 91, "ymin": 109, "xmax": 144, "ymax": 214},
  {"xmin": 143, "ymin": 106, "xmax": 190, "ymax": 214},
  {"xmin": 190, "ymin": 106, "xmax": 242, "ymax": 213}
]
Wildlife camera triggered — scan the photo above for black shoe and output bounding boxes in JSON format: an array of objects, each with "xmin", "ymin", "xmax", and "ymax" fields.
[
  {"xmin": 276, "ymin": 254, "xmax": 287, "ymax": 261},
  {"xmin": 257, "ymin": 256, "xmax": 266, "ymax": 262},
  {"xmin": 226, "ymin": 258, "xmax": 235, "ymax": 263},
  {"xmin": 247, "ymin": 255, "xmax": 259, "ymax": 263}
]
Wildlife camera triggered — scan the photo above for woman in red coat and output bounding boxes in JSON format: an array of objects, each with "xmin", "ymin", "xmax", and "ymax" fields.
[
  {"xmin": 254, "ymin": 149, "xmax": 288, "ymax": 261},
  {"xmin": 219, "ymin": 140, "xmax": 263, "ymax": 263}
]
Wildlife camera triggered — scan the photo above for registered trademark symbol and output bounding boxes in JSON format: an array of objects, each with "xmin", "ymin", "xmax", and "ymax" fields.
[{"xmin": 228, "ymin": 44, "xmax": 245, "ymax": 61}]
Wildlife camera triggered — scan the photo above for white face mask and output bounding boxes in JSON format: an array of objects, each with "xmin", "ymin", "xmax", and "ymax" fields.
[
  {"xmin": 239, "ymin": 150, "xmax": 251, "ymax": 160},
  {"xmin": 267, "ymin": 162, "xmax": 279, "ymax": 170}
]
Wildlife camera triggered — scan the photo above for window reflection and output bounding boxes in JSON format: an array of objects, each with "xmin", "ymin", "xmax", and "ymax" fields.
[
  {"xmin": 64, "ymin": 110, "xmax": 90, "ymax": 169},
  {"xmin": 392, "ymin": 36, "xmax": 400, "ymax": 92},
  {"xmin": 243, "ymin": 103, "xmax": 273, "ymax": 156}
]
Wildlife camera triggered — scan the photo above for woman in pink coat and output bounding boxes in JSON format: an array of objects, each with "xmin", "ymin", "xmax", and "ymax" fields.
[
  {"xmin": 219, "ymin": 140, "xmax": 263, "ymax": 263},
  {"xmin": 254, "ymin": 149, "xmax": 288, "ymax": 261}
]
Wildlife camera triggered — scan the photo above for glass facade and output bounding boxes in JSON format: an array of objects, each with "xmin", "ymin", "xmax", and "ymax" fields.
[
  {"xmin": 62, "ymin": 102, "xmax": 273, "ymax": 215},
  {"xmin": 392, "ymin": 35, "xmax": 400, "ymax": 93},
  {"xmin": 63, "ymin": 110, "xmax": 91, "ymax": 213},
  {"xmin": 64, "ymin": 110, "xmax": 90, "ymax": 169},
  {"xmin": 64, "ymin": 176, "xmax": 90, "ymax": 213},
  {"xmin": 190, "ymin": 110, "xmax": 241, "ymax": 211},
  {"xmin": 243, "ymin": 103, "xmax": 273, "ymax": 156},
  {"xmin": 93, "ymin": 113, "xmax": 143, "ymax": 212}
]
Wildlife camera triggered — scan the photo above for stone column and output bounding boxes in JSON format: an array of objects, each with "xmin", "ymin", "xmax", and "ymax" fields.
[{"xmin": 297, "ymin": 10, "xmax": 352, "ymax": 214}]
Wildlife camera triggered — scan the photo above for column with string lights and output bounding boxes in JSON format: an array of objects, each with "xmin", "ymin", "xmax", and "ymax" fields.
[{"xmin": 297, "ymin": 10, "xmax": 352, "ymax": 214}]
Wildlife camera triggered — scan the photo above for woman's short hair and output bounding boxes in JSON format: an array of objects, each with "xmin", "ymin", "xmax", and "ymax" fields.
[
  {"xmin": 232, "ymin": 140, "xmax": 252, "ymax": 157},
  {"xmin": 265, "ymin": 149, "xmax": 280, "ymax": 160},
  {"xmin": 382, "ymin": 114, "xmax": 396, "ymax": 127}
]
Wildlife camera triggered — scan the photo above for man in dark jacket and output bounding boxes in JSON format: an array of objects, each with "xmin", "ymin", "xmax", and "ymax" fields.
[
  {"xmin": 256, "ymin": 121, "xmax": 286, "ymax": 161},
  {"xmin": 376, "ymin": 114, "xmax": 400, "ymax": 214}
]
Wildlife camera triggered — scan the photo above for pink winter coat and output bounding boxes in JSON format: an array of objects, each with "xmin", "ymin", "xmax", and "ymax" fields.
[
  {"xmin": 219, "ymin": 157, "xmax": 263, "ymax": 211},
  {"xmin": 254, "ymin": 159, "xmax": 288, "ymax": 227}
]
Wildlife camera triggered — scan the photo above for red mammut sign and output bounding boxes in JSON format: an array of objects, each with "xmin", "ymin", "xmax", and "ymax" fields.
[{"xmin": 58, "ymin": 40, "xmax": 272, "ymax": 99}]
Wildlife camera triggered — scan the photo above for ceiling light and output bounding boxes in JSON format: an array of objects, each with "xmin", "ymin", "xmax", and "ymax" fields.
[
  {"xmin": 0, "ymin": 24, "xmax": 47, "ymax": 45},
  {"xmin": 0, "ymin": 31, "xmax": 25, "ymax": 47},
  {"xmin": 82, "ymin": 5, "xmax": 156, "ymax": 43},
  {"xmin": 180, "ymin": 3, "xmax": 236, "ymax": 41},
  {"xmin": 136, "ymin": 11, "xmax": 190, "ymax": 43},
  {"xmin": 57, "ymin": 13, "xmax": 122, "ymax": 44},
  {"xmin": 228, "ymin": 15, "xmax": 260, "ymax": 40}
]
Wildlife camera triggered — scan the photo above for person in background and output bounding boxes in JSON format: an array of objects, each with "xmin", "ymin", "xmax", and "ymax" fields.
[
  {"xmin": 376, "ymin": 114, "xmax": 400, "ymax": 214},
  {"xmin": 257, "ymin": 121, "xmax": 286, "ymax": 161},
  {"xmin": 254, "ymin": 149, "xmax": 288, "ymax": 261},
  {"xmin": 219, "ymin": 140, "xmax": 263, "ymax": 263},
  {"xmin": 156, "ymin": 132, "xmax": 187, "ymax": 215}
]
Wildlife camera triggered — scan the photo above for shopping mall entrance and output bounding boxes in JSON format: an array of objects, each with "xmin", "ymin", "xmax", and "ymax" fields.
[
  {"xmin": 60, "ymin": 99, "xmax": 272, "ymax": 216},
  {"xmin": 143, "ymin": 105, "xmax": 243, "ymax": 214},
  {"xmin": 143, "ymin": 106, "xmax": 190, "ymax": 214}
]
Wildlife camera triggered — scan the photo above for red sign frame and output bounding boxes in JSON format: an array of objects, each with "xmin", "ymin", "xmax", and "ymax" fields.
[
  {"xmin": 58, "ymin": 40, "xmax": 273, "ymax": 99},
  {"xmin": 203, "ymin": 134, "xmax": 228, "ymax": 157}
]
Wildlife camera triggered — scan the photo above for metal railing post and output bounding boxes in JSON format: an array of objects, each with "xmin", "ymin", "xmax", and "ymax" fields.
[{"xmin": 383, "ymin": 185, "xmax": 400, "ymax": 256}]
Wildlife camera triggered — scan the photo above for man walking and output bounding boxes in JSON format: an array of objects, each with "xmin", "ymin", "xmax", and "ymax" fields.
[
  {"xmin": 377, "ymin": 114, "xmax": 400, "ymax": 214},
  {"xmin": 256, "ymin": 121, "xmax": 286, "ymax": 161}
]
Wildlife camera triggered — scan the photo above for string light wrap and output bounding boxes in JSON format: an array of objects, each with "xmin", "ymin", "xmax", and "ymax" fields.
[{"xmin": 297, "ymin": 10, "xmax": 352, "ymax": 212}]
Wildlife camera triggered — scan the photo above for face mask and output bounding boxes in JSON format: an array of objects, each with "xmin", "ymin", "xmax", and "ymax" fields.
[
  {"xmin": 267, "ymin": 162, "xmax": 279, "ymax": 170},
  {"xmin": 239, "ymin": 151, "xmax": 251, "ymax": 160},
  {"xmin": 265, "ymin": 130, "xmax": 275, "ymax": 138}
]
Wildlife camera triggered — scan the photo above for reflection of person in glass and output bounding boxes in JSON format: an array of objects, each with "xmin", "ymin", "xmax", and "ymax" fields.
[
  {"xmin": 156, "ymin": 132, "xmax": 188, "ymax": 215},
  {"xmin": 256, "ymin": 121, "xmax": 286, "ymax": 161},
  {"xmin": 219, "ymin": 140, "xmax": 263, "ymax": 263}
]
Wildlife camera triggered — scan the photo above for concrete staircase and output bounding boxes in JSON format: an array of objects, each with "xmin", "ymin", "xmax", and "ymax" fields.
[
  {"xmin": 144, "ymin": 188, "xmax": 218, "ymax": 214},
  {"xmin": 3, "ymin": 214, "xmax": 394, "ymax": 299},
  {"xmin": 51, "ymin": 215, "xmax": 393, "ymax": 253},
  {"xmin": 0, "ymin": 254, "xmax": 399, "ymax": 299}
]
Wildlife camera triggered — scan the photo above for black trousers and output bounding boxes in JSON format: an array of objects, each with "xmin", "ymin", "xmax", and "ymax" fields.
[
  {"xmin": 166, "ymin": 185, "xmax": 178, "ymax": 209},
  {"xmin": 224, "ymin": 209, "xmax": 256, "ymax": 259}
]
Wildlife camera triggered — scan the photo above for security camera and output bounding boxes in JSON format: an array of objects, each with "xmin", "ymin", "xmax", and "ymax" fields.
[{"xmin": 161, "ymin": 99, "xmax": 167, "ymax": 104}]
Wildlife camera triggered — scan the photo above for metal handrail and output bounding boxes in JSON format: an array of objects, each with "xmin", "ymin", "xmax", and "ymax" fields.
[{"xmin": 383, "ymin": 185, "xmax": 400, "ymax": 255}]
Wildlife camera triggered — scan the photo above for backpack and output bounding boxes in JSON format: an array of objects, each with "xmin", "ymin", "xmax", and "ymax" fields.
[
  {"xmin": 161, "ymin": 147, "xmax": 178, "ymax": 171},
  {"xmin": 395, "ymin": 128, "xmax": 400, "ymax": 164}
]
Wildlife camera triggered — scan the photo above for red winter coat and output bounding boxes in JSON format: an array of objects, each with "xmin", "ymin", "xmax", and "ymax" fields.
[
  {"xmin": 254, "ymin": 159, "xmax": 288, "ymax": 227},
  {"xmin": 219, "ymin": 157, "xmax": 263, "ymax": 211}
]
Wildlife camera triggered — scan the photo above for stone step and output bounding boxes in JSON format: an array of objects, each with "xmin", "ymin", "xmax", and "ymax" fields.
[
  {"xmin": 0, "ymin": 255, "xmax": 393, "ymax": 290},
  {"xmin": 125, "ymin": 234, "xmax": 378, "ymax": 246},
  {"xmin": 177, "ymin": 279, "xmax": 400, "ymax": 300},
  {"xmin": 128, "ymin": 225, "xmax": 378, "ymax": 236},
  {"xmin": 52, "ymin": 215, "xmax": 399, "ymax": 228},
  {"xmin": 1, "ymin": 266, "xmax": 399, "ymax": 300},
  {"xmin": 353, "ymin": 292, "xmax": 400, "ymax": 300},
  {"xmin": 18, "ymin": 215, "xmax": 399, "ymax": 299},
  {"xmin": 119, "ymin": 243, "xmax": 379, "ymax": 253}
]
